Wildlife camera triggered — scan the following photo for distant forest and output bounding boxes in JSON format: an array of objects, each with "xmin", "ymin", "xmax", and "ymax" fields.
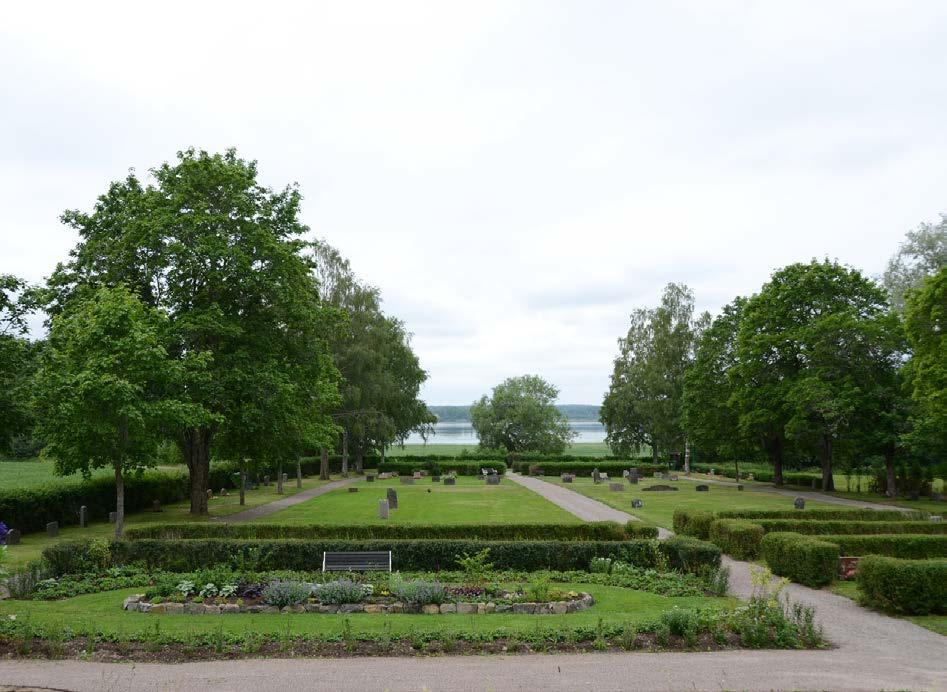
[{"xmin": 429, "ymin": 404, "xmax": 601, "ymax": 423}]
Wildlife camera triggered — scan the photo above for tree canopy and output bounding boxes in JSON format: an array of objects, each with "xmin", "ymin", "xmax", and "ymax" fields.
[{"xmin": 471, "ymin": 375, "xmax": 574, "ymax": 454}]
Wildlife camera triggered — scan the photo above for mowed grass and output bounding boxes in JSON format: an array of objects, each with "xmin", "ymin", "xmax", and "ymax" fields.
[
  {"xmin": 546, "ymin": 476, "xmax": 846, "ymax": 529},
  {"xmin": 255, "ymin": 476, "xmax": 581, "ymax": 525},
  {"xmin": 0, "ymin": 458, "xmax": 183, "ymax": 489},
  {"xmin": 829, "ymin": 579, "xmax": 946, "ymax": 636},
  {"xmin": 0, "ymin": 584, "xmax": 735, "ymax": 639},
  {"xmin": 3, "ymin": 477, "xmax": 337, "ymax": 570}
]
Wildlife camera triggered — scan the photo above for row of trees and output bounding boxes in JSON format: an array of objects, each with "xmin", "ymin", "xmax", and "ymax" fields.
[
  {"xmin": 602, "ymin": 217, "xmax": 946, "ymax": 494},
  {"xmin": 1, "ymin": 149, "xmax": 433, "ymax": 533}
]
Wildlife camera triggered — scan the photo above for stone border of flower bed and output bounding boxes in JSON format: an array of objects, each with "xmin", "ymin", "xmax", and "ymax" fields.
[{"xmin": 123, "ymin": 593, "xmax": 594, "ymax": 616}]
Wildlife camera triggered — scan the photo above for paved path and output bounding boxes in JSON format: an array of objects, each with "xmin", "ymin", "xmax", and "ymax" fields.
[
  {"xmin": 682, "ymin": 475, "xmax": 917, "ymax": 512},
  {"xmin": 215, "ymin": 477, "xmax": 355, "ymax": 522}
]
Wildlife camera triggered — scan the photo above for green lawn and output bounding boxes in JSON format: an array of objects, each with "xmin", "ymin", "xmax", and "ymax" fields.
[
  {"xmin": 0, "ymin": 584, "xmax": 734, "ymax": 640},
  {"xmin": 3, "ymin": 477, "xmax": 336, "ymax": 570},
  {"xmin": 386, "ymin": 442, "xmax": 615, "ymax": 458},
  {"xmin": 547, "ymin": 476, "xmax": 846, "ymax": 529},
  {"xmin": 255, "ymin": 476, "xmax": 581, "ymax": 525},
  {"xmin": 829, "ymin": 579, "xmax": 946, "ymax": 636},
  {"xmin": 0, "ymin": 458, "xmax": 183, "ymax": 489}
]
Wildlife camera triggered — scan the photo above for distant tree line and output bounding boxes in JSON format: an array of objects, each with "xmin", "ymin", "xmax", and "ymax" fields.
[{"xmin": 429, "ymin": 404, "xmax": 600, "ymax": 423}]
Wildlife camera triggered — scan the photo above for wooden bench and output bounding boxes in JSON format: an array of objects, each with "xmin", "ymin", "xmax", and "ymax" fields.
[{"xmin": 322, "ymin": 551, "xmax": 392, "ymax": 572}]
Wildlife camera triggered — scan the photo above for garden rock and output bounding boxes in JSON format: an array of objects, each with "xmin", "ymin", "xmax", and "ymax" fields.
[
  {"xmin": 204, "ymin": 605, "xmax": 221, "ymax": 614},
  {"xmin": 123, "ymin": 595, "xmax": 143, "ymax": 610},
  {"xmin": 222, "ymin": 604, "xmax": 240, "ymax": 614},
  {"xmin": 495, "ymin": 604, "xmax": 512, "ymax": 613},
  {"xmin": 440, "ymin": 603, "xmax": 456, "ymax": 614},
  {"xmin": 422, "ymin": 604, "xmax": 440, "ymax": 615},
  {"xmin": 282, "ymin": 605, "xmax": 306, "ymax": 614},
  {"xmin": 388, "ymin": 603, "xmax": 404, "ymax": 614},
  {"xmin": 184, "ymin": 602, "xmax": 205, "ymax": 615},
  {"xmin": 457, "ymin": 602, "xmax": 477, "ymax": 614},
  {"xmin": 363, "ymin": 604, "xmax": 384, "ymax": 614},
  {"xmin": 165, "ymin": 603, "xmax": 184, "ymax": 614},
  {"xmin": 551, "ymin": 601, "xmax": 568, "ymax": 615},
  {"xmin": 340, "ymin": 603, "xmax": 362, "ymax": 614}
]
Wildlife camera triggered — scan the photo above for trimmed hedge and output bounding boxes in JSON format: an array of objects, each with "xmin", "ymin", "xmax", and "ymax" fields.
[
  {"xmin": 673, "ymin": 509, "xmax": 714, "ymax": 539},
  {"xmin": 718, "ymin": 509, "xmax": 922, "ymax": 521},
  {"xmin": 44, "ymin": 535, "xmax": 721, "ymax": 576},
  {"xmin": 760, "ymin": 532, "xmax": 839, "ymax": 587},
  {"xmin": 754, "ymin": 520, "xmax": 947, "ymax": 536},
  {"xmin": 856, "ymin": 556, "xmax": 947, "ymax": 615},
  {"xmin": 376, "ymin": 460, "xmax": 506, "ymax": 476},
  {"xmin": 124, "ymin": 521, "xmax": 658, "ymax": 541},
  {"xmin": 516, "ymin": 462, "xmax": 662, "ymax": 477},
  {"xmin": 822, "ymin": 534, "xmax": 947, "ymax": 560},
  {"xmin": 660, "ymin": 536, "xmax": 722, "ymax": 572},
  {"xmin": 709, "ymin": 519, "xmax": 765, "ymax": 559}
]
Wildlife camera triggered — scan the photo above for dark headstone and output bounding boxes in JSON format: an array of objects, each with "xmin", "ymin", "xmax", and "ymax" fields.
[
  {"xmin": 366, "ymin": 474, "xmax": 375, "ymax": 482},
  {"xmin": 631, "ymin": 499, "xmax": 643, "ymax": 509},
  {"xmin": 695, "ymin": 484, "xmax": 709, "ymax": 492},
  {"xmin": 152, "ymin": 499, "xmax": 162, "ymax": 513},
  {"xmin": 6, "ymin": 528, "xmax": 21, "ymax": 545},
  {"xmin": 378, "ymin": 499, "xmax": 389, "ymax": 519},
  {"xmin": 432, "ymin": 475, "xmax": 441, "ymax": 482},
  {"xmin": 627, "ymin": 475, "xmax": 638, "ymax": 485},
  {"xmin": 609, "ymin": 483, "xmax": 624, "ymax": 491},
  {"xmin": 348, "ymin": 487, "xmax": 359, "ymax": 493},
  {"xmin": 46, "ymin": 521, "xmax": 59, "ymax": 538},
  {"xmin": 930, "ymin": 492, "xmax": 942, "ymax": 501},
  {"xmin": 108, "ymin": 511, "xmax": 117, "ymax": 523},
  {"xmin": 387, "ymin": 488, "xmax": 398, "ymax": 509},
  {"xmin": 737, "ymin": 484, "xmax": 744, "ymax": 491},
  {"xmin": 487, "ymin": 475, "xmax": 500, "ymax": 485},
  {"xmin": 794, "ymin": 497, "xmax": 805, "ymax": 510},
  {"xmin": 641, "ymin": 484, "xmax": 678, "ymax": 492},
  {"xmin": 444, "ymin": 477, "xmax": 456, "ymax": 486},
  {"xmin": 79, "ymin": 505, "xmax": 88, "ymax": 528}
]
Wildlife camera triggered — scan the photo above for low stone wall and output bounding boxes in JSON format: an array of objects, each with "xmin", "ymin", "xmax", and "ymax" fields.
[{"xmin": 124, "ymin": 593, "xmax": 594, "ymax": 616}]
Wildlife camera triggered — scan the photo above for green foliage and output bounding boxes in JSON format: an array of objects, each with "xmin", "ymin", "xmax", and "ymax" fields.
[
  {"xmin": 754, "ymin": 519, "xmax": 947, "ymax": 535},
  {"xmin": 821, "ymin": 534, "xmax": 947, "ymax": 559},
  {"xmin": 729, "ymin": 566, "xmax": 824, "ymax": 648},
  {"xmin": 389, "ymin": 574, "xmax": 445, "ymax": 605},
  {"xmin": 454, "ymin": 548, "xmax": 494, "ymax": 587},
  {"xmin": 377, "ymin": 460, "xmax": 507, "ymax": 476},
  {"xmin": 602, "ymin": 283, "xmax": 706, "ymax": 460},
  {"xmin": 313, "ymin": 579, "xmax": 368, "ymax": 605},
  {"xmin": 760, "ymin": 532, "xmax": 839, "ymax": 587},
  {"xmin": 718, "ymin": 508, "xmax": 918, "ymax": 521},
  {"xmin": 261, "ymin": 581, "xmax": 312, "ymax": 607},
  {"xmin": 856, "ymin": 555, "xmax": 947, "ymax": 614},
  {"xmin": 883, "ymin": 215, "xmax": 947, "ymax": 312},
  {"xmin": 658, "ymin": 537, "xmax": 722, "ymax": 573},
  {"xmin": 673, "ymin": 509, "xmax": 714, "ymax": 539},
  {"xmin": 709, "ymin": 519, "xmax": 765, "ymax": 559},
  {"xmin": 470, "ymin": 375, "xmax": 575, "ymax": 454}
]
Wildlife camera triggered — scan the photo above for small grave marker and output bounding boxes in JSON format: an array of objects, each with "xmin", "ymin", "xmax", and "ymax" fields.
[
  {"xmin": 46, "ymin": 521, "xmax": 59, "ymax": 537},
  {"xmin": 387, "ymin": 488, "xmax": 398, "ymax": 509},
  {"xmin": 152, "ymin": 499, "xmax": 162, "ymax": 513},
  {"xmin": 108, "ymin": 511, "xmax": 117, "ymax": 523},
  {"xmin": 444, "ymin": 477, "xmax": 456, "ymax": 486},
  {"xmin": 348, "ymin": 487, "xmax": 359, "ymax": 493},
  {"xmin": 79, "ymin": 505, "xmax": 88, "ymax": 528},
  {"xmin": 6, "ymin": 528, "xmax": 21, "ymax": 545},
  {"xmin": 400, "ymin": 477, "xmax": 414, "ymax": 485},
  {"xmin": 631, "ymin": 499, "xmax": 643, "ymax": 509},
  {"xmin": 366, "ymin": 474, "xmax": 375, "ymax": 482},
  {"xmin": 378, "ymin": 499, "xmax": 389, "ymax": 519},
  {"xmin": 695, "ymin": 484, "xmax": 709, "ymax": 492},
  {"xmin": 609, "ymin": 483, "xmax": 624, "ymax": 491},
  {"xmin": 794, "ymin": 497, "xmax": 805, "ymax": 510},
  {"xmin": 487, "ymin": 475, "xmax": 500, "ymax": 485}
]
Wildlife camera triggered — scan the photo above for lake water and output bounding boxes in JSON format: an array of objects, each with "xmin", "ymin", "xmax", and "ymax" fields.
[{"xmin": 404, "ymin": 420, "xmax": 606, "ymax": 445}]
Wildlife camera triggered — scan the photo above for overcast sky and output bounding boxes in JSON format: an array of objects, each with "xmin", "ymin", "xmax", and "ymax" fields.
[{"xmin": 3, "ymin": 2, "xmax": 946, "ymax": 405}]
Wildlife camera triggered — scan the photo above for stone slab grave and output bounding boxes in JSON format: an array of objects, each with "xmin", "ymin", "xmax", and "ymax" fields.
[
  {"xmin": 609, "ymin": 483, "xmax": 624, "ymax": 491},
  {"xmin": 413, "ymin": 471, "xmax": 423, "ymax": 480},
  {"xmin": 444, "ymin": 477, "xmax": 456, "ymax": 486},
  {"xmin": 400, "ymin": 477, "xmax": 414, "ymax": 485},
  {"xmin": 794, "ymin": 497, "xmax": 805, "ymax": 510},
  {"xmin": 432, "ymin": 475, "xmax": 441, "ymax": 482},
  {"xmin": 561, "ymin": 473, "xmax": 574, "ymax": 483},
  {"xmin": 5, "ymin": 528, "xmax": 20, "ymax": 545},
  {"xmin": 386, "ymin": 488, "xmax": 398, "ymax": 509},
  {"xmin": 79, "ymin": 505, "xmax": 88, "ymax": 528},
  {"xmin": 695, "ymin": 484, "xmax": 709, "ymax": 492},
  {"xmin": 631, "ymin": 499, "xmax": 643, "ymax": 508},
  {"xmin": 348, "ymin": 487, "xmax": 359, "ymax": 493},
  {"xmin": 642, "ymin": 484, "xmax": 677, "ymax": 492},
  {"xmin": 46, "ymin": 521, "xmax": 59, "ymax": 537},
  {"xmin": 591, "ymin": 468, "xmax": 601, "ymax": 483},
  {"xmin": 737, "ymin": 484, "xmax": 744, "ymax": 491},
  {"xmin": 486, "ymin": 475, "xmax": 500, "ymax": 485},
  {"xmin": 378, "ymin": 499, "xmax": 389, "ymax": 519},
  {"xmin": 366, "ymin": 474, "xmax": 375, "ymax": 482},
  {"xmin": 109, "ymin": 511, "xmax": 117, "ymax": 523},
  {"xmin": 152, "ymin": 499, "xmax": 162, "ymax": 512},
  {"xmin": 930, "ymin": 515, "xmax": 943, "ymax": 523}
]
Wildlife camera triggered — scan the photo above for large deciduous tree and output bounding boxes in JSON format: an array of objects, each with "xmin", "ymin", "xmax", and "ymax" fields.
[
  {"xmin": 601, "ymin": 283, "xmax": 706, "ymax": 462},
  {"xmin": 883, "ymin": 214, "xmax": 947, "ymax": 312},
  {"xmin": 471, "ymin": 375, "xmax": 574, "ymax": 454},
  {"xmin": 0, "ymin": 275, "xmax": 37, "ymax": 454},
  {"xmin": 46, "ymin": 149, "xmax": 339, "ymax": 513},
  {"xmin": 32, "ymin": 287, "xmax": 203, "ymax": 536}
]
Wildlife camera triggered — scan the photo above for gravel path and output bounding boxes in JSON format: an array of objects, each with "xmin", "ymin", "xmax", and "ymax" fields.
[{"xmin": 215, "ymin": 477, "xmax": 355, "ymax": 522}]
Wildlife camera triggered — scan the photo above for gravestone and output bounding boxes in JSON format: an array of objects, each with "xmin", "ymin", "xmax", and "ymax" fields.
[
  {"xmin": 930, "ymin": 515, "xmax": 942, "ymax": 523},
  {"xmin": 282, "ymin": 473, "xmax": 288, "ymax": 483},
  {"xmin": 631, "ymin": 499, "xmax": 643, "ymax": 509},
  {"xmin": 5, "ymin": 528, "xmax": 20, "ymax": 545},
  {"xmin": 627, "ymin": 475, "xmax": 638, "ymax": 485},
  {"xmin": 609, "ymin": 483, "xmax": 624, "ymax": 491},
  {"xmin": 387, "ymin": 488, "xmax": 398, "ymax": 509},
  {"xmin": 444, "ymin": 477, "xmax": 456, "ymax": 486},
  {"xmin": 709, "ymin": 469, "xmax": 715, "ymax": 476},
  {"xmin": 931, "ymin": 492, "xmax": 942, "ymax": 501},
  {"xmin": 670, "ymin": 475, "xmax": 679, "ymax": 481},
  {"xmin": 366, "ymin": 474, "xmax": 375, "ymax": 482},
  {"xmin": 432, "ymin": 475, "xmax": 441, "ymax": 482},
  {"xmin": 642, "ymin": 484, "xmax": 677, "ymax": 492},
  {"xmin": 378, "ymin": 499, "xmax": 389, "ymax": 519},
  {"xmin": 592, "ymin": 468, "xmax": 601, "ymax": 484},
  {"xmin": 206, "ymin": 488, "xmax": 213, "ymax": 501},
  {"xmin": 629, "ymin": 467, "xmax": 639, "ymax": 480},
  {"xmin": 737, "ymin": 484, "xmax": 744, "ymax": 491},
  {"xmin": 811, "ymin": 479, "xmax": 818, "ymax": 490},
  {"xmin": 46, "ymin": 521, "xmax": 59, "ymax": 538},
  {"xmin": 695, "ymin": 484, "xmax": 709, "ymax": 492},
  {"xmin": 152, "ymin": 499, "xmax": 162, "ymax": 512},
  {"xmin": 220, "ymin": 488, "xmax": 228, "ymax": 497},
  {"xmin": 348, "ymin": 486, "xmax": 359, "ymax": 492},
  {"xmin": 400, "ymin": 477, "xmax": 414, "ymax": 485},
  {"xmin": 108, "ymin": 511, "xmax": 117, "ymax": 523},
  {"xmin": 487, "ymin": 475, "xmax": 500, "ymax": 485},
  {"xmin": 413, "ymin": 471, "xmax": 422, "ymax": 480},
  {"xmin": 794, "ymin": 497, "xmax": 805, "ymax": 510},
  {"xmin": 561, "ymin": 474, "xmax": 574, "ymax": 483},
  {"xmin": 79, "ymin": 505, "xmax": 88, "ymax": 528}
]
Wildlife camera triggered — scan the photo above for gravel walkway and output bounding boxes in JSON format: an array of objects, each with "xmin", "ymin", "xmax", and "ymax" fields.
[{"xmin": 215, "ymin": 477, "xmax": 355, "ymax": 522}]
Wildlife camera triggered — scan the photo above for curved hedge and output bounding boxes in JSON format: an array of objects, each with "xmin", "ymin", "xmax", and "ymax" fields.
[
  {"xmin": 856, "ymin": 556, "xmax": 947, "ymax": 615},
  {"xmin": 673, "ymin": 509, "xmax": 714, "ymax": 539},
  {"xmin": 760, "ymin": 532, "xmax": 839, "ymax": 587},
  {"xmin": 660, "ymin": 536, "xmax": 721, "ymax": 572},
  {"xmin": 822, "ymin": 534, "xmax": 947, "ymax": 560},
  {"xmin": 124, "ymin": 521, "xmax": 658, "ymax": 541},
  {"xmin": 754, "ymin": 520, "xmax": 946, "ymax": 536},
  {"xmin": 718, "ymin": 509, "xmax": 921, "ymax": 522},
  {"xmin": 709, "ymin": 519, "xmax": 765, "ymax": 559}
]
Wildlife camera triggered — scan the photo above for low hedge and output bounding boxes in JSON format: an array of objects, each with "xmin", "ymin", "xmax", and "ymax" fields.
[
  {"xmin": 124, "ymin": 521, "xmax": 658, "ymax": 541},
  {"xmin": 856, "ymin": 556, "xmax": 947, "ymax": 615},
  {"xmin": 718, "ymin": 509, "xmax": 921, "ymax": 521},
  {"xmin": 822, "ymin": 534, "xmax": 947, "ymax": 560},
  {"xmin": 45, "ymin": 536, "xmax": 721, "ymax": 576},
  {"xmin": 760, "ymin": 532, "xmax": 839, "ymax": 587},
  {"xmin": 754, "ymin": 520, "xmax": 947, "ymax": 536},
  {"xmin": 672, "ymin": 509, "xmax": 715, "ymax": 539},
  {"xmin": 516, "ymin": 462, "xmax": 662, "ymax": 477},
  {"xmin": 659, "ymin": 536, "xmax": 721, "ymax": 572},
  {"xmin": 376, "ymin": 460, "xmax": 507, "ymax": 476},
  {"xmin": 709, "ymin": 519, "xmax": 765, "ymax": 559}
]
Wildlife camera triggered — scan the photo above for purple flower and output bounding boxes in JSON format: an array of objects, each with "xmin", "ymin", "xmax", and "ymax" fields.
[{"xmin": 0, "ymin": 522, "xmax": 8, "ymax": 545}]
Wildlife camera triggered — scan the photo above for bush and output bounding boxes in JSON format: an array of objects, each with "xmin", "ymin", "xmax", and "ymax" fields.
[
  {"xmin": 709, "ymin": 520, "xmax": 765, "ymax": 559},
  {"xmin": 124, "ymin": 521, "xmax": 657, "ymax": 541},
  {"xmin": 513, "ymin": 461, "xmax": 662, "ymax": 477},
  {"xmin": 718, "ymin": 509, "xmax": 921, "ymax": 522},
  {"xmin": 673, "ymin": 510, "xmax": 715, "ymax": 539},
  {"xmin": 659, "ymin": 537, "xmax": 722, "ymax": 573},
  {"xmin": 390, "ymin": 575, "xmax": 445, "ymax": 605},
  {"xmin": 377, "ymin": 460, "xmax": 507, "ymax": 476},
  {"xmin": 760, "ymin": 532, "xmax": 839, "ymax": 587},
  {"xmin": 262, "ymin": 581, "xmax": 312, "ymax": 607},
  {"xmin": 7, "ymin": 434, "xmax": 44, "ymax": 459},
  {"xmin": 822, "ymin": 534, "xmax": 947, "ymax": 559},
  {"xmin": 754, "ymin": 520, "xmax": 946, "ymax": 536},
  {"xmin": 313, "ymin": 579, "xmax": 368, "ymax": 604},
  {"xmin": 856, "ymin": 556, "xmax": 947, "ymax": 615}
]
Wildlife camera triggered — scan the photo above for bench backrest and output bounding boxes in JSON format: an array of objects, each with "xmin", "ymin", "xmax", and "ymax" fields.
[{"xmin": 322, "ymin": 551, "xmax": 392, "ymax": 572}]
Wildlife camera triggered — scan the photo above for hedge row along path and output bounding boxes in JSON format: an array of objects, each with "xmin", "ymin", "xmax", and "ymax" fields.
[
  {"xmin": 681, "ymin": 475, "xmax": 917, "ymax": 512},
  {"xmin": 214, "ymin": 477, "xmax": 357, "ymax": 523}
]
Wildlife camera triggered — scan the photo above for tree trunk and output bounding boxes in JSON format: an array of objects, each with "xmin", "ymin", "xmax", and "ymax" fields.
[
  {"xmin": 319, "ymin": 447, "xmax": 329, "ymax": 481},
  {"xmin": 651, "ymin": 443, "xmax": 658, "ymax": 465},
  {"xmin": 277, "ymin": 462, "xmax": 284, "ymax": 494},
  {"xmin": 181, "ymin": 427, "xmax": 212, "ymax": 515},
  {"xmin": 381, "ymin": 445, "xmax": 386, "ymax": 467},
  {"xmin": 356, "ymin": 450, "xmax": 363, "ymax": 474},
  {"xmin": 239, "ymin": 465, "xmax": 246, "ymax": 506},
  {"xmin": 296, "ymin": 458, "xmax": 302, "ymax": 489},
  {"xmin": 884, "ymin": 450, "xmax": 896, "ymax": 498},
  {"xmin": 765, "ymin": 433, "xmax": 784, "ymax": 486},
  {"xmin": 114, "ymin": 464, "xmax": 125, "ymax": 538},
  {"xmin": 734, "ymin": 458, "xmax": 740, "ymax": 483},
  {"xmin": 683, "ymin": 440, "xmax": 690, "ymax": 475},
  {"xmin": 820, "ymin": 434, "xmax": 835, "ymax": 492},
  {"xmin": 342, "ymin": 430, "xmax": 349, "ymax": 477}
]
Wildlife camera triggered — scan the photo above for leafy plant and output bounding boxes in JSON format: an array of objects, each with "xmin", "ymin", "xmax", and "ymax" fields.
[
  {"xmin": 312, "ymin": 579, "xmax": 368, "ymax": 605},
  {"xmin": 455, "ymin": 548, "xmax": 494, "ymax": 587},
  {"xmin": 262, "ymin": 580, "xmax": 311, "ymax": 607},
  {"xmin": 389, "ymin": 574, "xmax": 445, "ymax": 605},
  {"xmin": 525, "ymin": 575, "xmax": 551, "ymax": 602},
  {"xmin": 175, "ymin": 580, "xmax": 195, "ymax": 597}
]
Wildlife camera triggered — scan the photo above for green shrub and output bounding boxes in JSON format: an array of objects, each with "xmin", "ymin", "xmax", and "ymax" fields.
[
  {"xmin": 261, "ymin": 581, "xmax": 312, "ymax": 607},
  {"xmin": 673, "ymin": 510, "xmax": 715, "ymax": 539},
  {"xmin": 718, "ymin": 509, "xmax": 921, "ymax": 522},
  {"xmin": 754, "ymin": 520, "xmax": 946, "ymax": 535},
  {"xmin": 760, "ymin": 532, "xmax": 839, "ymax": 587},
  {"xmin": 513, "ymin": 462, "xmax": 662, "ymax": 477},
  {"xmin": 856, "ymin": 556, "xmax": 947, "ymax": 615},
  {"xmin": 709, "ymin": 520, "xmax": 765, "ymax": 559},
  {"xmin": 390, "ymin": 575, "xmax": 445, "ymax": 605},
  {"xmin": 659, "ymin": 537, "xmax": 721, "ymax": 573},
  {"xmin": 124, "ymin": 521, "xmax": 656, "ymax": 541},
  {"xmin": 823, "ymin": 534, "xmax": 947, "ymax": 559},
  {"xmin": 313, "ymin": 579, "xmax": 368, "ymax": 605}
]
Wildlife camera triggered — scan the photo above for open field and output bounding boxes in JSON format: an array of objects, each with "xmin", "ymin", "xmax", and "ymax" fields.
[
  {"xmin": 2, "ymin": 477, "xmax": 336, "ymax": 570},
  {"xmin": 255, "ymin": 476, "xmax": 580, "ymax": 525},
  {"xmin": 0, "ymin": 584, "xmax": 733, "ymax": 640},
  {"xmin": 546, "ymin": 476, "xmax": 846, "ymax": 529}
]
